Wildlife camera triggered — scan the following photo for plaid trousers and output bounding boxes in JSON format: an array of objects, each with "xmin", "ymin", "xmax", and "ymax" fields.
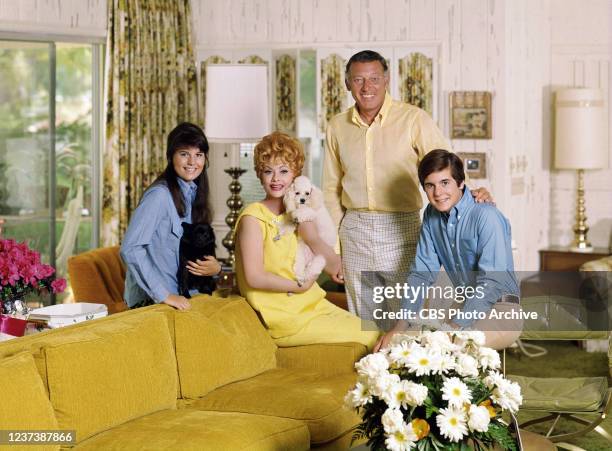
[{"xmin": 340, "ymin": 210, "xmax": 421, "ymax": 329}]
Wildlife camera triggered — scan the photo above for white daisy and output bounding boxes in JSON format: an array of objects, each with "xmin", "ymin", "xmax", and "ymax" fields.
[
  {"xmin": 441, "ymin": 377, "xmax": 473, "ymax": 408},
  {"xmin": 384, "ymin": 380, "xmax": 429, "ymax": 409},
  {"xmin": 436, "ymin": 406, "xmax": 468, "ymax": 442},
  {"xmin": 406, "ymin": 346, "xmax": 441, "ymax": 376},
  {"xmin": 478, "ymin": 347, "xmax": 501, "ymax": 371},
  {"xmin": 381, "ymin": 408, "xmax": 406, "ymax": 434},
  {"xmin": 344, "ymin": 381, "xmax": 371, "ymax": 408},
  {"xmin": 384, "ymin": 422, "xmax": 418, "ymax": 451},
  {"xmin": 467, "ymin": 404, "xmax": 491, "ymax": 432},
  {"xmin": 388, "ymin": 340, "xmax": 418, "ymax": 367},
  {"xmin": 455, "ymin": 354, "xmax": 479, "ymax": 377}
]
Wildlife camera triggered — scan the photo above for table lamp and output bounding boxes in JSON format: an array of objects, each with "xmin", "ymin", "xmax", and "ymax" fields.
[
  {"xmin": 205, "ymin": 64, "xmax": 270, "ymax": 267},
  {"xmin": 554, "ymin": 88, "xmax": 608, "ymax": 252}
]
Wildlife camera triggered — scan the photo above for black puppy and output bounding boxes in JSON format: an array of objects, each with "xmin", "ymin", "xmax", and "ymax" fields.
[{"xmin": 177, "ymin": 222, "xmax": 217, "ymax": 298}]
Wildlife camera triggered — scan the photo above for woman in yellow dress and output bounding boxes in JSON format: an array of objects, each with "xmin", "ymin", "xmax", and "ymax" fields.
[{"xmin": 234, "ymin": 132, "xmax": 380, "ymax": 349}]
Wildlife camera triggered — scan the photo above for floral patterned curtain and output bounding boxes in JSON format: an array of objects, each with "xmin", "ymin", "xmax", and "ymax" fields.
[
  {"xmin": 275, "ymin": 54, "xmax": 296, "ymax": 134},
  {"xmin": 320, "ymin": 54, "xmax": 346, "ymax": 133},
  {"xmin": 103, "ymin": 0, "xmax": 198, "ymax": 245},
  {"xmin": 398, "ymin": 52, "xmax": 433, "ymax": 115}
]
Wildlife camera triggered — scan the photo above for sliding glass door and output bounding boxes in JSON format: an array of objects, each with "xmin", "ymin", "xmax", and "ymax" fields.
[{"xmin": 0, "ymin": 39, "xmax": 102, "ymax": 304}]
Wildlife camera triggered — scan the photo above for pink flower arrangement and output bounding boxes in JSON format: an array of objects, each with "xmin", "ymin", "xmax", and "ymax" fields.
[{"xmin": 0, "ymin": 238, "xmax": 66, "ymax": 311}]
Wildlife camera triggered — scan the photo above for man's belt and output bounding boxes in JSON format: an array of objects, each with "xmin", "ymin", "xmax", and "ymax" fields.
[{"xmin": 499, "ymin": 294, "xmax": 520, "ymax": 304}]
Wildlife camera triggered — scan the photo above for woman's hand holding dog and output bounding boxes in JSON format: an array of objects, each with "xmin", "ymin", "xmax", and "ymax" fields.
[
  {"xmin": 290, "ymin": 276, "xmax": 317, "ymax": 294},
  {"xmin": 187, "ymin": 256, "xmax": 222, "ymax": 277}
]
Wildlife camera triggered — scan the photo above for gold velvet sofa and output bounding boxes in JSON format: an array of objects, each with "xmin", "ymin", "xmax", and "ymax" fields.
[{"xmin": 0, "ymin": 296, "xmax": 368, "ymax": 450}]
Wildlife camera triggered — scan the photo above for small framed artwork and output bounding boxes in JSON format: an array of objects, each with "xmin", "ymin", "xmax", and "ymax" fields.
[
  {"xmin": 457, "ymin": 152, "xmax": 487, "ymax": 179},
  {"xmin": 450, "ymin": 91, "xmax": 492, "ymax": 139}
]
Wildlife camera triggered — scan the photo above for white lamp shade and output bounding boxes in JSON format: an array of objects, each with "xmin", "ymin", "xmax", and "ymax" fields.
[
  {"xmin": 205, "ymin": 64, "xmax": 270, "ymax": 142},
  {"xmin": 554, "ymin": 88, "xmax": 608, "ymax": 170}
]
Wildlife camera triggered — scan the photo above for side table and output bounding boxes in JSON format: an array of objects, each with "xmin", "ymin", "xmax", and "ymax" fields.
[{"xmin": 539, "ymin": 246, "xmax": 610, "ymax": 271}]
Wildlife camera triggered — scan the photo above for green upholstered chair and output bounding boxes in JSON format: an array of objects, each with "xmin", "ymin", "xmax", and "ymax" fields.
[{"xmin": 507, "ymin": 294, "xmax": 612, "ymax": 446}]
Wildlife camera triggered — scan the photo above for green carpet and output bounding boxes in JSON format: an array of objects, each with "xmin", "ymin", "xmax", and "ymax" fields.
[{"xmin": 505, "ymin": 340, "xmax": 610, "ymax": 451}]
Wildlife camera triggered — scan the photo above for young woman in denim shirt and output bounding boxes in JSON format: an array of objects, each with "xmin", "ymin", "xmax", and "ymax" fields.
[{"xmin": 121, "ymin": 122, "xmax": 221, "ymax": 310}]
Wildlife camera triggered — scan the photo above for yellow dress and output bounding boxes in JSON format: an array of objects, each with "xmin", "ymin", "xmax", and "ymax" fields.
[{"xmin": 235, "ymin": 202, "xmax": 379, "ymax": 349}]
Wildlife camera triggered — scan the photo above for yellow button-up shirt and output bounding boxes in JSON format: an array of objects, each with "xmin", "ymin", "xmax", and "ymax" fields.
[{"xmin": 323, "ymin": 93, "xmax": 451, "ymax": 228}]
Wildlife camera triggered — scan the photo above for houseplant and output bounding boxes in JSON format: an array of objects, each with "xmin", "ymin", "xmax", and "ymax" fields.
[
  {"xmin": 0, "ymin": 238, "xmax": 66, "ymax": 317},
  {"xmin": 345, "ymin": 330, "xmax": 522, "ymax": 451}
]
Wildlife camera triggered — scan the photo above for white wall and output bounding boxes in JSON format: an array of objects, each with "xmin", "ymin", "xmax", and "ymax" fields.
[
  {"xmin": 0, "ymin": 0, "xmax": 106, "ymax": 37},
  {"xmin": 549, "ymin": 0, "xmax": 611, "ymax": 252}
]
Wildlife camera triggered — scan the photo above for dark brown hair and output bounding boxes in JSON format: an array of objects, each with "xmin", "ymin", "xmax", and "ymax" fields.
[
  {"xmin": 418, "ymin": 149, "xmax": 465, "ymax": 188},
  {"xmin": 150, "ymin": 122, "xmax": 212, "ymax": 224},
  {"xmin": 345, "ymin": 50, "xmax": 388, "ymax": 78}
]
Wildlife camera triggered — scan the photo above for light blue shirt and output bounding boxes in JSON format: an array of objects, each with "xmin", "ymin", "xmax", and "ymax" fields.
[
  {"xmin": 120, "ymin": 178, "xmax": 197, "ymax": 307},
  {"xmin": 405, "ymin": 188, "xmax": 519, "ymax": 327}
]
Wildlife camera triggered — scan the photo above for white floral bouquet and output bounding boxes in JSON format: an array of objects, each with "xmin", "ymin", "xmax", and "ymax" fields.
[{"xmin": 345, "ymin": 331, "xmax": 522, "ymax": 451}]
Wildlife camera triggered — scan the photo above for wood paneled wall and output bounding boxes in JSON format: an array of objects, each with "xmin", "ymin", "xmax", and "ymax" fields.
[{"xmin": 0, "ymin": 0, "xmax": 106, "ymax": 37}]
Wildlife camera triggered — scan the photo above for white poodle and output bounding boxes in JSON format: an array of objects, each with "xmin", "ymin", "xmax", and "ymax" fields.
[{"xmin": 283, "ymin": 175, "xmax": 337, "ymax": 285}]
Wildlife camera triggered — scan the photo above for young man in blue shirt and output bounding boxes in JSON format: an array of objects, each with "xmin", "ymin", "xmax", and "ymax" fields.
[{"xmin": 374, "ymin": 149, "xmax": 522, "ymax": 350}]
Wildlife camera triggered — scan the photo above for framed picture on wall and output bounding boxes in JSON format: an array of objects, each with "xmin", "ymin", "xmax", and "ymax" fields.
[
  {"xmin": 450, "ymin": 91, "xmax": 492, "ymax": 139},
  {"xmin": 457, "ymin": 152, "xmax": 487, "ymax": 178}
]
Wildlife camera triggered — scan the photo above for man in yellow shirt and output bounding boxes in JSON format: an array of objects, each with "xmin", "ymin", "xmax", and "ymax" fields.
[{"xmin": 323, "ymin": 50, "xmax": 489, "ymax": 322}]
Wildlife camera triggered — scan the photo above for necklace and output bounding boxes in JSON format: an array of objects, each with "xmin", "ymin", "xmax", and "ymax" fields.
[
  {"xmin": 272, "ymin": 216, "xmax": 282, "ymax": 241},
  {"xmin": 272, "ymin": 214, "xmax": 296, "ymax": 241}
]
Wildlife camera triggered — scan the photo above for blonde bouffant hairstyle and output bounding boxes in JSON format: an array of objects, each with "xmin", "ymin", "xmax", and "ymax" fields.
[{"xmin": 254, "ymin": 132, "xmax": 304, "ymax": 179}]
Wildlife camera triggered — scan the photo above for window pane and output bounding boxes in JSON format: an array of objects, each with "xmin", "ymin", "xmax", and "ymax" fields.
[
  {"xmin": 298, "ymin": 50, "xmax": 323, "ymax": 186},
  {"xmin": 239, "ymin": 143, "xmax": 265, "ymax": 206},
  {"xmin": 55, "ymin": 43, "xmax": 93, "ymax": 281},
  {"xmin": 0, "ymin": 41, "xmax": 52, "ymax": 260},
  {"xmin": 0, "ymin": 40, "xmax": 96, "ymax": 306}
]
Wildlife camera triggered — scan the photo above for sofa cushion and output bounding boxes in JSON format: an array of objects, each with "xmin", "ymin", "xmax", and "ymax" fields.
[
  {"xmin": 44, "ymin": 311, "xmax": 177, "ymax": 443},
  {"xmin": 0, "ymin": 352, "xmax": 59, "ymax": 450},
  {"xmin": 71, "ymin": 409, "xmax": 310, "ymax": 451},
  {"xmin": 188, "ymin": 368, "xmax": 360, "ymax": 445},
  {"xmin": 174, "ymin": 297, "xmax": 277, "ymax": 398},
  {"xmin": 276, "ymin": 342, "xmax": 367, "ymax": 376}
]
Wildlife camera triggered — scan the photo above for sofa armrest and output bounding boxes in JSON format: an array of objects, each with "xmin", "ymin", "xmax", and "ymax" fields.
[{"xmin": 275, "ymin": 342, "xmax": 367, "ymax": 376}]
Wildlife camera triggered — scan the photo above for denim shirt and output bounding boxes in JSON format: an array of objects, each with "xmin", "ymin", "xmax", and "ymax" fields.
[
  {"xmin": 121, "ymin": 179, "xmax": 197, "ymax": 307},
  {"xmin": 404, "ymin": 188, "xmax": 519, "ymax": 327}
]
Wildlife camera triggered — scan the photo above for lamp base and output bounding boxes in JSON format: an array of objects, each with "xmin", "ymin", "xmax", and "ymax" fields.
[
  {"xmin": 222, "ymin": 167, "xmax": 247, "ymax": 269},
  {"xmin": 569, "ymin": 243, "xmax": 594, "ymax": 253},
  {"xmin": 570, "ymin": 169, "xmax": 593, "ymax": 254}
]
